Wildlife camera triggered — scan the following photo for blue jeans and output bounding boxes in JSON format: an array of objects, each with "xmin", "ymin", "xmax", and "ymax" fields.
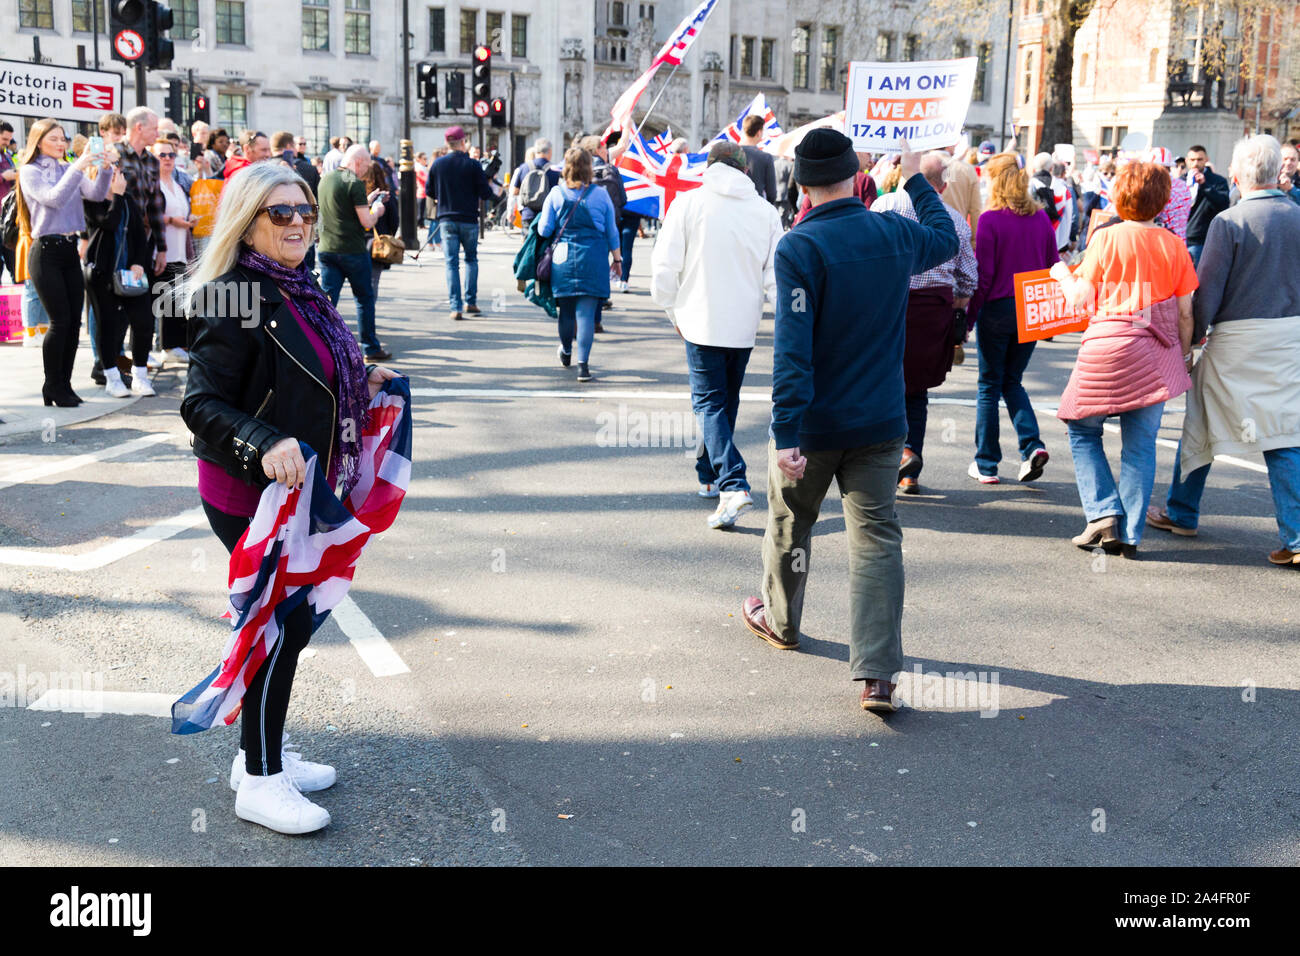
[
  {"xmin": 439, "ymin": 219, "xmax": 479, "ymax": 311},
  {"xmin": 22, "ymin": 279, "xmax": 48, "ymax": 330},
  {"xmin": 1167, "ymin": 442, "xmax": 1300, "ymax": 551},
  {"xmin": 1187, "ymin": 242, "xmax": 1203, "ymax": 268},
  {"xmin": 974, "ymin": 299, "xmax": 1044, "ymax": 475},
  {"xmin": 619, "ymin": 223, "xmax": 637, "ymax": 282},
  {"xmin": 1066, "ymin": 402, "xmax": 1165, "ymax": 546},
  {"xmin": 319, "ymin": 250, "xmax": 380, "ymax": 354},
  {"xmin": 685, "ymin": 341, "xmax": 752, "ymax": 492},
  {"xmin": 557, "ymin": 295, "xmax": 598, "ymax": 364},
  {"xmin": 904, "ymin": 392, "xmax": 928, "ymax": 460}
]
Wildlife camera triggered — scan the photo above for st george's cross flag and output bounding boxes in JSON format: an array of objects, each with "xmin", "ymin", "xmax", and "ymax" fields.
[
  {"xmin": 171, "ymin": 377, "xmax": 413, "ymax": 735},
  {"xmin": 714, "ymin": 94, "xmax": 783, "ymax": 148},
  {"xmin": 602, "ymin": 0, "xmax": 720, "ymax": 141},
  {"xmin": 616, "ymin": 132, "xmax": 707, "ymax": 219}
]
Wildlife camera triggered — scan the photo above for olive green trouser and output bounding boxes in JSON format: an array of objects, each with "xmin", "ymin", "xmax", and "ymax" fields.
[{"xmin": 760, "ymin": 436, "xmax": 906, "ymax": 682}]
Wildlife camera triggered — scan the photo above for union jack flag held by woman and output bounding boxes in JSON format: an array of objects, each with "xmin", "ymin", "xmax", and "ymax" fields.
[{"xmin": 171, "ymin": 377, "xmax": 413, "ymax": 735}]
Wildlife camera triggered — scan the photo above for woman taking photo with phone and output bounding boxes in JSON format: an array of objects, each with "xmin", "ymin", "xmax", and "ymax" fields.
[{"xmin": 15, "ymin": 118, "xmax": 113, "ymax": 406}]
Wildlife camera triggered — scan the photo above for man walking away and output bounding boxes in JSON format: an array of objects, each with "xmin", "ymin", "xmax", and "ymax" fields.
[
  {"xmin": 1029, "ymin": 153, "xmax": 1064, "ymax": 253},
  {"xmin": 871, "ymin": 152, "xmax": 977, "ymax": 493},
  {"xmin": 651, "ymin": 142, "xmax": 783, "ymax": 529},
  {"xmin": 428, "ymin": 125, "xmax": 501, "ymax": 320},
  {"xmin": 318, "ymin": 144, "xmax": 391, "ymax": 360},
  {"xmin": 740, "ymin": 131, "xmax": 957, "ymax": 714},
  {"xmin": 1184, "ymin": 144, "xmax": 1230, "ymax": 267},
  {"xmin": 512, "ymin": 138, "xmax": 559, "ymax": 234},
  {"xmin": 739, "ymin": 114, "xmax": 778, "ymax": 205}
]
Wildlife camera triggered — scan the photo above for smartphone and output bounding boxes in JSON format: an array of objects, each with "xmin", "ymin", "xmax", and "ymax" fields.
[
  {"xmin": 190, "ymin": 141, "xmax": 203, "ymax": 161},
  {"xmin": 87, "ymin": 135, "xmax": 104, "ymax": 157},
  {"xmin": 484, "ymin": 153, "xmax": 502, "ymax": 180}
]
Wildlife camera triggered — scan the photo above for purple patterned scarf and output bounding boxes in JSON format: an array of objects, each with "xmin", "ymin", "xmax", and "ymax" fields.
[{"xmin": 237, "ymin": 246, "xmax": 370, "ymax": 497}]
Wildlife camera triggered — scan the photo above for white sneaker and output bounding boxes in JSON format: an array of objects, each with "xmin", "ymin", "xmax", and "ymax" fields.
[
  {"xmin": 230, "ymin": 737, "xmax": 336, "ymax": 793},
  {"xmin": 698, "ymin": 483, "xmax": 719, "ymax": 499},
  {"xmin": 103, "ymin": 370, "xmax": 130, "ymax": 398},
  {"xmin": 130, "ymin": 368, "xmax": 156, "ymax": 396},
  {"xmin": 708, "ymin": 490, "xmax": 754, "ymax": 529},
  {"xmin": 21, "ymin": 330, "xmax": 40, "ymax": 348},
  {"xmin": 234, "ymin": 770, "xmax": 330, "ymax": 835},
  {"xmin": 147, "ymin": 351, "xmax": 165, "ymax": 370},
  {"xmin": 166, "ymin": 347, "xmax": 190, "ymax": 364}
]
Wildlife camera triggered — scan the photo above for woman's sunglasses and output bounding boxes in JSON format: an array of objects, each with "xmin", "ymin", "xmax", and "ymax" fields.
[
  {"xmin": 155, "ymin": 151, "xmax": 177, "ymax": 159},
  {"xmin": 258, "ymin": 203, "xmax": 319, "ymax": 225}
]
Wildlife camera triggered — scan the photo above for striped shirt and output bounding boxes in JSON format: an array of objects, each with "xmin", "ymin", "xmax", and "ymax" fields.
[{"xmin": 871, "ymin": 188, "xmax": 977, "ymax": 297}]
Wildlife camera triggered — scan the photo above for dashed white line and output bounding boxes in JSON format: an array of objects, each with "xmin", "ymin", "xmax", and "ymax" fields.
[
  {"xmin": 0, "ymin": 507, "xmax": 207, "ymax": 570},
  {"xmin": 0, "ymin": 432, "xmax": 176, "ymax": 492},
  {"xmin": 27, "ymin": 689, "xmax": 176, "ymax": 718},
  {"xmin": 331, "ymin": 596, "xmax": 411, "ymax": 677}
]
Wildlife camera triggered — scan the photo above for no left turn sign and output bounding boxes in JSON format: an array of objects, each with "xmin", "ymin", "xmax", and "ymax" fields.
[{"xmin": 114, "ymin": 29, "xmax": 144, "ymax": 61}]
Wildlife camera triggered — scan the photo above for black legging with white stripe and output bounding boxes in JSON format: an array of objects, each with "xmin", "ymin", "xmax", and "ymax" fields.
[{"xmin": 202, "ymin": 500, "xmax": 313, "ymax": 776}]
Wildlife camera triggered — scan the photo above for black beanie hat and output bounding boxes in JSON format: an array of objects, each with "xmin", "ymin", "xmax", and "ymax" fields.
[{"xmin": 794, "ymin": 128, "xmax": 858, "ymax": 187}]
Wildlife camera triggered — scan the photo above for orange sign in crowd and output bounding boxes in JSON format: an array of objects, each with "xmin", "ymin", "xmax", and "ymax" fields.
[{"xmin": 1013, "ymin": 268, "xmax": 1092, "ymax": 343}]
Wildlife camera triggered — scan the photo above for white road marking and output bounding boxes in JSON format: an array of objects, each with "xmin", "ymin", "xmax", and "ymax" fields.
[
  {"xmin": 331, "ymin": 596, "xmax": 410, "ymax": 677},
  {"xmin": 0, "ymin": 507, "xmax": 207, "ymax": 570},
  {"xmin": 27, "ymin": 689, "xmax": 176, "ymax": 718},
  {"xmin": 410, "ymin": 388, "xmax": 1267, "ymax": 474},
  {"xmin": 0, "ymin": 432, "xmax": 176, "ymax": 492}
]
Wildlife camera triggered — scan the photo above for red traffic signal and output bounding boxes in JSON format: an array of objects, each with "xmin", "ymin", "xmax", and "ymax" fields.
[
  {"xmin": 474, "ymin": 45, "xmax": 491, "ymax": 63},
  {"xmin": 490, "ymin": 97, "xmax": 505, "ymax": 115}
]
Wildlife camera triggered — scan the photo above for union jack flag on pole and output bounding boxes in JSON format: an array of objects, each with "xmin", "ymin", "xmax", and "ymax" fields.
[
  {"xmin": 714, "ymin": 94, "xmax": 783, "ymax": 148},
  {"xmin": 171, "ymin": 377, "xmax": 413, "ymax": 736},
  {"xmin": 616, "ymin": 132, "xmax": 707, "ymax": 220},
  {"xmin": 603, "ymin": 0, "xmax": 720, "ymax": 139}
]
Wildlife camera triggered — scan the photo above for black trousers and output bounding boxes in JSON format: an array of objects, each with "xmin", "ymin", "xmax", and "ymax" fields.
[
  {"xmin": 84, "ymin": 268, "xmax": 154, "ymax": 370},
  {"xmin": 203, "ymin": 499, "xmax": 314, "ymax": 777},
  {"xmin": 154, "ymin": 261, "xmax": 187, "ymax": 350},
  {"xmin": 28, "ymin": 236, "xmax": 83, "ymax": 396}
]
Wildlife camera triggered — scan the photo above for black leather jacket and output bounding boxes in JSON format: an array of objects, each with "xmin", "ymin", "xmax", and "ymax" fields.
[{"xmin": 182, "ymin": 265, "xmax": 347, "ymax": 489}]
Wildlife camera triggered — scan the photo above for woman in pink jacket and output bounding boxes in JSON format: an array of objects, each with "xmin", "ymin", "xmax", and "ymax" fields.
[{"xmin": 1052, "ymin": 161, "xmax": 1198, "ymax": 558}]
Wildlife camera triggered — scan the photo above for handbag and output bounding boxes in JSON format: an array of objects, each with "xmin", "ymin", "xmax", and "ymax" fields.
[
  {"xmin": 535, "ymin": 185, "xmax": 592, "ymax": 284},
  {"xmin": 110, "ymin": 202, "xmax": 148, "ymax": 296},
  {"xmin": 370, "ymin": 231, "xmax": 405, "ymax": 265}
]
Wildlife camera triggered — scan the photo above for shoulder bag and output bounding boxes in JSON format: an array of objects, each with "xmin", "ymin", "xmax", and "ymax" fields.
[{"xmin": 535, "ymin": 185, "xmax": 592, "ymax": 284}]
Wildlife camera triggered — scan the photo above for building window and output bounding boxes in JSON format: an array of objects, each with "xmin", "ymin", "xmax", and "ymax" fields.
[
  {"xmin": 741, "ymin": 37, "xmax": 755, "ymax": 78},
  {"xmin": 903, "ymin": 34, "xmax": 919, "ymax": 61},
  {"xmin": 460, "ymin": 9, "xmax": 477, "ymax": 54},
  {"xmin": 820, "ymin": 26, "xmax": 839, "ymax": 90},
  {"xmin": 218, "ymin": 92, "xmax": 248, "ymax": 133},
  {"xmin": 345, "ymin": 0, "xmax": 371, "ymax": 55},
  {"xmin": 639, "ymin": 3, "xmax": 654, "ymax": 21},
  {"xmin": 609, "ymin": 1, "xmax": 626, "ymax": 27},
  {"xmin": 511, "ymin": 14, "xmax": 527, "ymax": 58},
  {"xmin": 346, "ymin": 99, "xmax": 372, "ymax": 145},
  {"xmin": 18, "ymin": 0, "xmax": 53, "ymax": 29},
  {"xmin": 974, "ymin": 42, "xmax": 991, "ymax": 102},
  {"xmin": 952, "ymin": 38, "xmax": 969, "ymax": 59},
  {"xmin": 303, "ymin": 0, "xmax": 330, "ymax": 52},
  {"xmin": 302, "ymin": 98, "xmax": 330, "ymax": 159},
  {"xmin": 1022, "ymin": 49, "xmax": 1034, "ymax": 105},
  {"xmin": 216, "ymin": 1, "xmax": 246, "ymax": 46},
  {"xmin": 760, "ymin": 38, "xmax": 774, "ymax": 79},
  {"xmin": 71, "ymin": 0, "xmax": 102, "ymax": 33},
  {"xmin": 486, "ymin": 11, "xmax": 503, "ymax": 52},
  {"xmin": 875, "ymin": 31, "xmax": 894, "ymax": 61},
  {"xmin": 792, "ymin": 24, "xmax": 810, "ymax": 89},
  {"xmin": 1148, "ymin": 48, "xmax": 1159, "ymax": 83},
  {"xmin": 172, "ymin": 0, "xmax": 200, "ymax": 42},
  {"xmin": 429, "ymin": 7, "xmax": 445, "ymax": 52}
]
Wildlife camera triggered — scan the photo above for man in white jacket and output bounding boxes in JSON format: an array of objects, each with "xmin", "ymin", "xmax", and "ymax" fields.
[{"xmin": 651, "ymin": 141, "xmax": 784, "ymax": 529}]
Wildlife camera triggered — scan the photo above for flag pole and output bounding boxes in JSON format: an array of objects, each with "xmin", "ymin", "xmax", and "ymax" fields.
[{"xmin": 632, "ymin": 60, "xmax": 685, "ymax": 143}]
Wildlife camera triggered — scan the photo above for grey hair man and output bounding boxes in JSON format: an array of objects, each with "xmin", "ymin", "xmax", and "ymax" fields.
[
  {"xmin": 1150, "ymin": 134, "xmax": 1300, "ymax": 566},
  {"xmin": 119, "ymin": 106, "xmax": 168, "ymax": 276},
  {"xmin": 511, "ymin": 136, "xmax": 559, "ymax": 227}
]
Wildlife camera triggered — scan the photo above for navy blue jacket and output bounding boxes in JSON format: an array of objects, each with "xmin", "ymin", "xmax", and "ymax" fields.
[
  {"xmin": 429, "ymin": 149, "xmax": 495, "ymax": 223},
  {"xmin": 771, "ymin": 175, "xmax": 958, "ymax": 451}
]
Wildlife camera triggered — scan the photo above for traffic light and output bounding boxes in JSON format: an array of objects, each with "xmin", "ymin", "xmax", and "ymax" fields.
[
  {"xmin": 490, "ymin": 97, "xmax": 506, "ymax": 129},
  {"xmin": 146, "ymin": 1, "xmax": 174, "ymax": 70},
  {"xmin": 192, "ymin": 93, "xmax": 210, "ymax": 125},
  {"xmin": 472, "ymin": 44, "xmax": 492, "ymax": 116},
  {"xmin": 166, "ymin": 79, "xmax": 183, "ymax": 124},
  {"xmin": 445, "ymin": 70, "xmax": 465, "ymax": 111},
  {"xmin": 417, "ymin": 62, "xmax": 439, "ymax": 119},
  {"xmin": 109, "ymin": 0, "xmax": 148, "ymax": 65}
]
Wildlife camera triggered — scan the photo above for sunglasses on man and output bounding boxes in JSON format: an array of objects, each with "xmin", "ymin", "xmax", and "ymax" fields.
[{"xmin": 258, "ymin": 203, "xmax": 320, "ymax": 225}]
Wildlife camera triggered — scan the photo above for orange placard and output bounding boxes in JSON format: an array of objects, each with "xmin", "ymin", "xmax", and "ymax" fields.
[
  {"xmin": 1014, "ymin": 268, "xmax": 1091, "ymax": 343},
  {"xmin": 189, "ymin": 178, "xmax": 224, "ymax": 238},
  {"xmin": 1086, "ymin": 207, "xmax": 1115, "ymax": 242}
]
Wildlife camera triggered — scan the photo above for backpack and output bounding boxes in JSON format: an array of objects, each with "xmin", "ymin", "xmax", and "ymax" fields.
[
  {"xmin": 520, "ymin": 164, "xmax": 551, "ymax": 212},
  {"xmin": 593, "ymin": 162, "xmax": 627, "ymax": 217},
  {"xmin": 1, "ymin": 190, "xmax": 18, "ymax": 251}
]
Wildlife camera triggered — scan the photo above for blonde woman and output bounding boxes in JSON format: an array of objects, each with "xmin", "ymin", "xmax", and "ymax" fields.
[
  {"xmin": 14, "ymin": 118, "xmax": 113, "ymax": 406},
  {"xmin": 181, "ymin": 162, "xmax": 399, "ymax": 834},
  {"xmin": 965, "ymin": 154, "xmax": 1060, "ymax": 483}
]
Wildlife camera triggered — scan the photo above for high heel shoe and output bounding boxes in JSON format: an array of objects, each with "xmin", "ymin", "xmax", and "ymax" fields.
[{"xmin": 42, "ymin": 387, "xmax": 82, "ymax": 408}]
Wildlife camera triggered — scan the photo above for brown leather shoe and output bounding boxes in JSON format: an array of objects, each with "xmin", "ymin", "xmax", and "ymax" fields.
[
  {"xmin": 1268, "ymin": 548, "xmax": 1300, "ymax": 566},
  {"xmin": 465, "ymin": 304, "xmax": 482, "ymax": 314},
  {"xmin": 449, "ymin": 311, "xmax": 463, "ymax": 321},
  {"xmin": 898, "ymin": 476, "xmax": 919, "ymax": 494},
  {"xmin": 898, "ymin": 448, "xmax": 922, "ymax": 480},
  {"xmin": 741, "ymin": 597, "xmax": 798, "ymax": 650},
  {"xmin": 860, "ymin": 680, "xmax": 898, "ymax": 712},
  {"xmin": 1146, "ymin": 506, "xmax": 1197, "ymax": 537}
]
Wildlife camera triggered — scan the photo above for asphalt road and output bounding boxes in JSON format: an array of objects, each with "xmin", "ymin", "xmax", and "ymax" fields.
[{"xmin": 1, "ymin": 226, "xmax": 1297, "ymax": 866}]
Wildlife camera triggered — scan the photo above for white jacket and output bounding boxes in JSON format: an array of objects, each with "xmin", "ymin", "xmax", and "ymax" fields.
[{"xmin": 650, "ymin": 162, "xmax": 783, "ymax": 349}]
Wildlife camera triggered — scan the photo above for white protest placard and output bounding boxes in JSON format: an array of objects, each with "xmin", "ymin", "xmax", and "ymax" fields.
[{"xmin": 844, "ymin": 58, "xmax": 977, "ymax": 153}]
